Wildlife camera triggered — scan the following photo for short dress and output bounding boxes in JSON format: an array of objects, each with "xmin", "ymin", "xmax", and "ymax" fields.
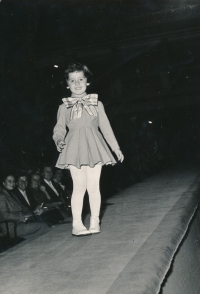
[{"xmin": 53, "ymin": 98, "xmax": 120, "ymax": 169}]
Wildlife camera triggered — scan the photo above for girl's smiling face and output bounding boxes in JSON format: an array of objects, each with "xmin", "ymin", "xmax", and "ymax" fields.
[{"xmin": 67, "ymin": 71, "xmax": 88, "ymax": 97}]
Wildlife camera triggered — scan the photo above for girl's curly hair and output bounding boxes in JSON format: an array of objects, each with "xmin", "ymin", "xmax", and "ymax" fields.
[{"xmin": 65, "ymin": 62, "xmax": 93, "ymax": 81}]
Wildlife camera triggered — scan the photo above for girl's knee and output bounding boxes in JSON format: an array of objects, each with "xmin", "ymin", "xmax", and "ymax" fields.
[
  {"xmin": 87, "ymin": 184, "xmax": 100, "ymax": 195},
  {"xmin": 73, "ymin": 186, "xmax": 87, "ymax": 193}
]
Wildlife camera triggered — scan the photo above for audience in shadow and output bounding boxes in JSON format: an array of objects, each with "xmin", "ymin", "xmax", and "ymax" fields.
[
  {"xmin": 0, "ymin": 172, "xmax": 49, "ymax": 240},
  {"xmin": 0, "ymin": 166, "xmax": 73, "ymax": 252}
]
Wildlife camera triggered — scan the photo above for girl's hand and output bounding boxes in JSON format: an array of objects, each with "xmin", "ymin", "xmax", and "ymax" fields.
[
  {"xmin": 57, "ymin": 140, "xmax": 66, "ymax": 152},
  {"xmin": 114, "ymin": 149, "xmax": 124, "ymax": 162}
]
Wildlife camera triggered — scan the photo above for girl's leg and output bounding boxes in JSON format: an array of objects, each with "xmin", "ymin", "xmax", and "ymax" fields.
[
  {"xmin": 69, "ymin": 165, "xmax": 90, "ymax": 235},
  {"xmin": 86, "ymin": 164, "xmax": 102, "ymax": 233}
]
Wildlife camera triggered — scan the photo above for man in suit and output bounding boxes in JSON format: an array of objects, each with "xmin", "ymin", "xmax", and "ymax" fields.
[
  {"xmin": 41, "ymin": 165, "xmax": 69, "ymax": 220},
  {"xmin": 53, "ymin": 168, "xmax": 72, "ymax": 217},
  {"xmin": 41, "ymin": 165, "xmax": 65, "ymax": 201},
  {"xmin": 13, "ymin": 172, "xmax": 38, "ymax": 214},
  {"xmin": 28, "ymin": 172, "xmax": 66, "ymax": 224}
]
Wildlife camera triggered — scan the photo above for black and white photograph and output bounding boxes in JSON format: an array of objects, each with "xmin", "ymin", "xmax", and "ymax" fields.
[{"xmin": 0, "ymin": 1, "xmax": 200, "ymax": 293}]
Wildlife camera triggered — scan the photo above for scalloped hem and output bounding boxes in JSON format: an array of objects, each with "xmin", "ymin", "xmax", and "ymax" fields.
[{"xmin": 59, "ymin": 161, "xmax": 115, "ymax": 170}]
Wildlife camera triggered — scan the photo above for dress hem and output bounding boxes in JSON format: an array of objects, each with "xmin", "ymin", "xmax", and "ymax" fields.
[{"xmin": 56, "ymin": 161, "xmax": 116, "ymax": 170}]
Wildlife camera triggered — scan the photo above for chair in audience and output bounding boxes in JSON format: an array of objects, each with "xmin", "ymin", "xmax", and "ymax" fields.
[{"xmin": 0, "ymin": 217, "xmax": 25, "ymax": 252}]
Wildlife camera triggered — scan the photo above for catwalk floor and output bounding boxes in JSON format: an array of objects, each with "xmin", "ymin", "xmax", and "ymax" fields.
[{"xmin": 1, "ymin": 164, "xmax": 200, "ymax": 294}]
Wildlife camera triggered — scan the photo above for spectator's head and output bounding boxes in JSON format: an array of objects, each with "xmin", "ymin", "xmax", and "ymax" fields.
[
  {"xmin": 30, "ymin": 173, "xmax": 41, "ymax": 189},
  {"xmin": 27, "ymin": 167, "xmax": 41, "ymax": 176},
  {"xmin": 2, "ymin": 173, "xmax": 16, "ymax": 191},
  {"xmin": 16, "ymin": 171, "xmax": 28, "ymax": 192},
  {"xmin": 43, "ymin": 165, "xmax": 53, "ymax": 181},
  {"xmin": 53, "ymin": 168, "xmax": 63, "ymax": 183}
]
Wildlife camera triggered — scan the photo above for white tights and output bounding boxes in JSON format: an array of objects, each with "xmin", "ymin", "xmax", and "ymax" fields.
[{"xmin": 69, "ymin": 165, "xmax": 102, "ymax": 224}]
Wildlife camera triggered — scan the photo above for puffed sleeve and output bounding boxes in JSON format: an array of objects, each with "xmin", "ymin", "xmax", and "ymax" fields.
[
  {"xmin": 53, "ymin": 104, "xmax": 68, "ymax": 146},
  {"xmin": 98, "ymin": 101, "xmax": 120, "ymax": 152}
]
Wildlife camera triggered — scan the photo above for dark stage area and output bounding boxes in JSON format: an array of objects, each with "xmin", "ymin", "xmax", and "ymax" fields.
[
  {"xmin": 1, "ymin": 0, "xmax": 200, "ymax": 177},
  {"xmin": 1, "ymin": 1, "xmax": 200, "ymax": 293}
]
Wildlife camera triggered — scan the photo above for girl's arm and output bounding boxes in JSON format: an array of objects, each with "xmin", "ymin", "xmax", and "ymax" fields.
[
  {"xmin": 53, "ymin": 104, "xmax": 67, "ymax": 149},
  {"xmin": 98, "ymin": 101, "xmax": 124, "ymax": 163}
]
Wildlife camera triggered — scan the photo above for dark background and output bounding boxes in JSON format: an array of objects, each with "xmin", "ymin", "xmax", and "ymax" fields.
[{"xmin": 0, "ymin": 0, "xmax": 200, "ymax": 193}]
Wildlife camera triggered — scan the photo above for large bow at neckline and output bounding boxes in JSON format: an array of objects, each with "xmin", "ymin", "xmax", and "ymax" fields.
[{"xmin": 62, "ymin": 94, "xmax": 98, "ymax": 120}]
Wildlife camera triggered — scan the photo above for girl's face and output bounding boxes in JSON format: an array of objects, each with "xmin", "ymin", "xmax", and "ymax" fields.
[
  {"xmin": 3, "ymin": 176, "xmax": 15, "ymax": 190},
  {"xmin": 67, "ymin": 71, "xmax": 88, "ymax": 97}
]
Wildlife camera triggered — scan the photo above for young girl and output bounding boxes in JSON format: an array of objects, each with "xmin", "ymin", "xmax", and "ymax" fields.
[{"xmin": 53, "ymin": 63, "xmax": 124, "ymax": 236}]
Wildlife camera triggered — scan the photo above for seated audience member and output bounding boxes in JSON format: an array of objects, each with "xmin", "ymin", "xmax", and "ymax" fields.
[
  {"xmin": 41, "ymin": 165, "xmax": 65, "ymax": 202},
  {"xmin": 28, "ymin": 173, "xmax": 48, "ymax": 206},
  {"xmin": 28, "ymin": 172, "xmax": 66, "ymax": 224},
  {"xmin": 53, "ymin": 168, "xmax": 72, "ymax": 211},
  {"xmin": 13, "ymin": 171, "xmax": 38, "ymax": 213},
  {"xmin": 53, "ymin": 168, "xmax": 65, "ymax": 190},
  {"xmin": 41, "ymin": 165, "xmax": 70, "ymax": 220},
  {"xmin": 13, "ymin": 171, "xmax": 45, "ymax": 218},
  {"xmin": 0, "ymin": 173, "xmax": 49, "ymax": 239}
]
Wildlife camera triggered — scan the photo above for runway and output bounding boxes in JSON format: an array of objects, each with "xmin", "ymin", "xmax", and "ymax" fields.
[{"xmin": 1, "ymin": 164, "xmax": 200, "ymax": 294}]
